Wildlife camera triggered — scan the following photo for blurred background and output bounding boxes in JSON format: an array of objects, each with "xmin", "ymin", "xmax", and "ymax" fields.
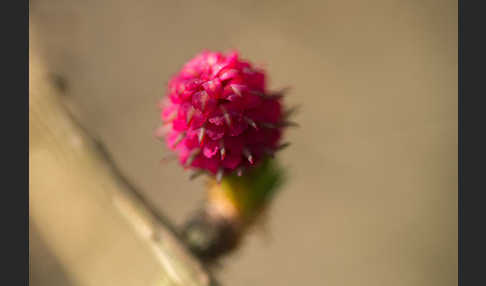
[{"xmin": 29, "ymin": 0, "xmax": 457, "ymax": 285}]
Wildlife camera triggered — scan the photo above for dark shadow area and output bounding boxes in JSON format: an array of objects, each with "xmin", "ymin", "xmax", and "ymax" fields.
[{"xmin": 29, "ymin": 221, "xmax": 75, "ymax": 286}]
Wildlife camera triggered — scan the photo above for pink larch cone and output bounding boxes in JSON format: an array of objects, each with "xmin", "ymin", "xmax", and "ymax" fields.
[{"xmin": 158, "ymin": 50, "xmax": 285, "ymax": 177}]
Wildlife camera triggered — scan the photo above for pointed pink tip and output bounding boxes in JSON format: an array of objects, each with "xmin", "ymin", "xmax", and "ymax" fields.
[
  {"xmin": 237, "ymin": 169, "xmax": 243, "ymax": 176},
  {"xmin": 198, "ymin": 128, "xmax": 206, "ymax": 145}
]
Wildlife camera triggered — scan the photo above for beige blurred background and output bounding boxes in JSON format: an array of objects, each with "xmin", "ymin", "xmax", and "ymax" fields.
[{"xmin": 29, "ymin": 0, "xmax": 457, "ymax": 285}]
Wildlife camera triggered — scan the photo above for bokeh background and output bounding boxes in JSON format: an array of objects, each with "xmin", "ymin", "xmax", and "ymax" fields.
[{"xmin": 29, "ymin": 0, "xmax": 457, "ymax": 285}]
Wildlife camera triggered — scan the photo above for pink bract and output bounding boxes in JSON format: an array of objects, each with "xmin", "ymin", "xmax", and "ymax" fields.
[{"xmin": 159, "ymin": 50, "xmax": 284, "ymax": 175}]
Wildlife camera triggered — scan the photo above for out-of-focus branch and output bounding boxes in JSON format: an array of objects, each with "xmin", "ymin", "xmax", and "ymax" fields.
[{"xmin": 30, "ymin": 27, "xmax": 216, "ymax": 286}]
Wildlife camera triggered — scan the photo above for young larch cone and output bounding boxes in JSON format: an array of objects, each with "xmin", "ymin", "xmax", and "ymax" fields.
[
  {"xmin": 158, "ymin": 50, "xmax": 285, "ymax": 177},
  {"xmin": 157, "ymin": 50, "xmax": 295, "ymax": 263}
]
